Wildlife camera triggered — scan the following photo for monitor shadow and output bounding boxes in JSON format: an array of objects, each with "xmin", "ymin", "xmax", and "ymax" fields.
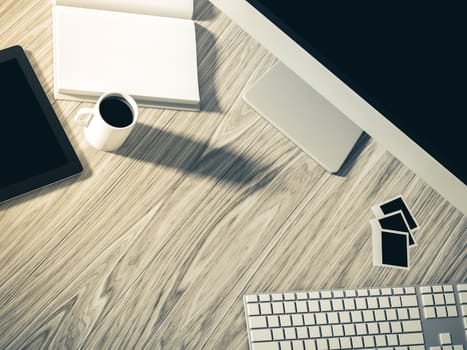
[{"xmin": 116, "ymin": 123, "xmax": 276, "ymax": 188}]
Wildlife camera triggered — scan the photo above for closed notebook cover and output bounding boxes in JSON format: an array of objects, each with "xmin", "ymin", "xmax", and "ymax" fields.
[{"xmin": 53, "ymin": 6, "xmax": 200, "ymax": 109}]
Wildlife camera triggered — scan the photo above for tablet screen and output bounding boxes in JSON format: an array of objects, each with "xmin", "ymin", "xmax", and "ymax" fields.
[
  {"xmin": 0, "ymin": 46, "xmax": 82, "ymax": 203},
  {"xmin": 0, "ymin": 59, "xmax": 67, "ymax": 186}
]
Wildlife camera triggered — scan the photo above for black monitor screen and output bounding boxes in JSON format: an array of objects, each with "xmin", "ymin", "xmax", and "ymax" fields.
[{"xmin": 247, "ymin": 1, "xmax": 466, "ymax": 184}]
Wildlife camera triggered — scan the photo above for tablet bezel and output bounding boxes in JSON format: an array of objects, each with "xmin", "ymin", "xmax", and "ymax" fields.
[{"xmin": 0, "ymin": 46, "xmax": 82, "ymax": 204}]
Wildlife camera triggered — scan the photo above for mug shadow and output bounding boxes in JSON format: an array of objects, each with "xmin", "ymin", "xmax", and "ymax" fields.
[{"xmin": 116, "ymin": 123, "xmax": 276, "ymax": 188}]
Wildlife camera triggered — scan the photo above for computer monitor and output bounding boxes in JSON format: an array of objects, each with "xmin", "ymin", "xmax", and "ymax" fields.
[{"xmin": 210, "ymin": 0, "xmax": 466, "ymax": 215}]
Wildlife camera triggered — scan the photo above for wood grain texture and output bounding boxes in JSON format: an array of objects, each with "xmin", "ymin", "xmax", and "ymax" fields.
[{"xmin": 0, "ymin": 1, "xmax": 465, "ymax": 349}]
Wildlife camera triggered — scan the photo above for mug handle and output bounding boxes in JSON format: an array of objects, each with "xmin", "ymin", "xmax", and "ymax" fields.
[{"xmin": 75, "ymin": 108, "xmax": 95, "ymax": 127}]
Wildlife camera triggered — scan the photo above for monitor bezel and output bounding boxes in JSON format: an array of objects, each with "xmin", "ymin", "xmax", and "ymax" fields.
[{"xmin": 210, "ymin": 0, "xmax": 466, "ymax": 215}]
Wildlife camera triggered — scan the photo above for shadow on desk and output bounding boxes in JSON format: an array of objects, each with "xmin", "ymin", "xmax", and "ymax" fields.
[{"xmin": 117, "ymin": 123, "xmax": 277, "ymax": 188}]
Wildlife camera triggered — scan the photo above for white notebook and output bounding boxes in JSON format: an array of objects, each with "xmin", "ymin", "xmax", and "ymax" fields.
[{"xmin": 53, "ymin": 0, "xmax": 200, "ymax": 110}]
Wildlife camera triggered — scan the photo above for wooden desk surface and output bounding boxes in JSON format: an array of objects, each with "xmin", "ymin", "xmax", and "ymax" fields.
[{"xmin": 0, "ymin": 1, "xmax": 465, "ymax": 349}]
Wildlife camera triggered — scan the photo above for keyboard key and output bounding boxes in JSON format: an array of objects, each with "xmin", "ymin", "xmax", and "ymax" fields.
[
  {"xmin": 439, "ymin": 332, "xmax": 451, "ymax": 345},
  {"xmin": 321, "ymin": 291, "xmax": 332, "ymax": 299},
  {"xmin": 328, "ymin": 338, "xmax": 340, "ymax": 350},
  {"xmin": 408, "ymin": 308, "xmax": 420, "ymax": 319},
  {"xmin": 401, "ymin": 295, "xmax": 418, "ymax": 307},
  {"xmin": 458, "ymin": 284, "xmax": 467, "ymax": 292},
  {"xmin": 297, "ymin": 292, "xmax": 308, "ymax": 300},
  {"xmin": 246, "ymin": 295, "xmax": 258, "ymax": 302},
  {"xmin": 363, "ymin": 310, "xmax": 374, "ymax": 322},
  {"xmin": 381, "ymin": 288, "xmax": 392, "ymax": 295},
  {"xmin": 393, "ymin": 287, "xmax": 404, "ymax": 295},
  {"xmin": 252, "ymin": 342, "xmax": 279, "ymax": 350},
  {"xmin": 420, "ymin": 286, "xmax": 432, "ymax": 293},
  {"xmin": 446, "ymin": 305, "xmax": 458, "ymax": 317},
  {"xmin": 285, "ymin": 293, "xmax": 296, "ymax": 300},
  {"xmin": 280, "ymin": 315, "xmax": 292, "ymax": 327},
  {"xmin": 351, "ymin": 336, "xmax": 363, "ymax": 348},
  {"xmin": 443, "ymin": 285, "xmax": 453, "ymax": 292},
  {"xmin": 297, "ymin": 301, "xmax": 308, "ymax": 313},
  {"xmin": 332, "ymin": 324, "xmax": 344, "ymax": 337},
  {"xmin": 369, "ymin": 289, "xmax": 381, "ymax": 296},
  {"xmin": 374, "ymin": 309, "xmax": 386, "ymax": 321},
  {"xmin": 459, "ymin": 292, "xmax": 467, "ymax": 304},
  {"xmin": 405, "ymin": 287, "xmax": 416, "ymax": 294},
  {"xmin": 355, "ymin": 298, "xmax": 367, "ymax": 309},
  {"xmin": 271, "ymin": 293, "xmax": 283, "ymax": 301},
  {"xmin": 297, "ymin": 327, "xmax": 309, "ymax": 339},
  {"xmin": 339, "ymin": 337, "xmax": 351, "ymax": 349},
  {"xmin": 309, "ymin": 292, "xmax": 320, "ymax": 299},
  {"xmin": 332, "ymin": 299, "xmax": 344, "ymax": 311},
  {"xmin": 250, "ymin": 329, "xmax": 272, "ymax": 341},
  {"xmin": 320, "ymin": 300, "xmax": 332, "ymax": 311},
  {"xmin": 320, "ymin": 325, "xmax": 332, "ymax": 337},
  {"xmin": 316, "ymin": 338, "xmax": 328, "ymax": 350},
  {"xmin": 315, "ymin": 313, "xmax": 328, "ymax": 325},
  {"xmin": 280, "ymin": 341, "xmax": 292, "ymax": 350},
  {"xmin": 285, "ymin": 302, "xmax": 296, "ymax": 313},
  {"xmin": 284, "ymin": 327, "xmax": 297, "ymax": 340},
  {"xmin": 398, "ymin": 332, "xmax": 424, "ymax": 345},
  {"xmin": 355, "ymin": 323, "xmax": 367, "ymax": 335},
  {"xmin": 343, "ymin": 299, "xmax": 355, "ymax": 310},
  {"xmin": 308, "ymin": 326, "xmax": 320, "ymax": 338},
  {"xmin": 386, "ymin": 309, "xmax": 398, "ymax": 320},
  {"xmin": 391, "ymin": 321, "xmax": 402, "ymax": 333},
  {"xmin": 434, "ymin": 294, "xmax": 445, "ymax": 305},
  {"xmin": 273, "ymin": 328, "xmax": 284, "ymax": 340},
  {"xmin": 444, "ymin": 293, "xmax": 455, "ymax": 305},
  {"xmin": 303, "ymin": 339, "xmax": 316, "ymax": 350},
  {"xmin": 333, "ymin": 290, "xmax": 344, "ymax": 298},
  {"xmin": 422, "ymin": 294, "xmax": 434, "ymax": 306},
  {"xmin": 390, "ymin": 296, "xmax": 402, "ymax": 308},
  {"xmin": 292, "ymin": 314, "xmax": 304, "ymax": 326},
  {"xmin": 344, "ymin": 290, "xmax": 356, "ymax": 297},
  {"xmin": 351, "ymin": 311, "xmax": 363, "ymax": 323},
  {"xmin": 308, "ymin": 300, "xmax": 320, "ymax": 312},
  {"xmin": 402, "ymin": 320, "xmax": 422, "ymax": 332},
  {"xmin": 397, "ymin": 308, "xmax": 409, "ymax": 320},
  {"xmin": 375, "ymin": 334, "xmax": 386, "ymax": 347},
  {"xmin": 423, "ymin": 307, "xmax": 436, "ymax": 318},
  {"xmin": 432, "ymin": 286, "xmax": 443, "ymax": 293},
  {"xmin": 259, "ymin": 294, "xmax": 271, "ymax": 302},
  {"xmin": 387, "ymin": 334, "xmax": 398, "ymax": 346},
  {"xmin": 327, "ymin": 312, "xmax": 339, "ymax": 324},
  {"xmin": 379, "ymin": 297, "xmax": 390, "ymax": 308},
  {"xmin": 367, "ymin": 297, "xmax": 378, "ymax": 308},
  {"xmin": 379, "ymin": 322, "xmax": 390, "ymax": 333},
  {"xmin": 339, "ymin": 311, "xmax": 351, "ymax": 323},
  {"xmin": 436, "ymin": 306, "xmax": 447, "ymax": 318},
  {"xmin": 367, "ymin": 322, "xmax": 379, "ymax": 334},
  {"xmin": 292, "ymin": 340, "xmax": 304, "ymax": 350},
  {"xmin": 363, "ymin": 335, "xmax": 375, "ymax": 347},
  {"xmin": 260, "ymin": 303, "xmax": 272, "ymax": 315},
  {"xmin": 247, "ymin": 303, "xmax": 260, "ymax": 315},
  {"xmin": 303, "ymin": 314, "xmax": 315, "ymax": 325},
  {"xmin": 344, "ymin": 324, "xmax": 355, "ymax": 336},
  {"xmin": 272, "ymin": 302, "xmax": 285, "ymax": 314},
  {"xmin": 249, "ymin": 316, "xmax": 267, "ymax": 328},
  {"xmin": 357, "ymin": 289, "xmax": 369, "ymax": 296},
  {"xmin": 268, "ymin": 315, "xmax": 280, "ymax": 327}
]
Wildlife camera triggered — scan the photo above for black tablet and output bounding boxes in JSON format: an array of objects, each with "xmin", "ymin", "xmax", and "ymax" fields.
[{"xmin": 0, "ymin": 46, "xmax": 82, "ymax": 203}]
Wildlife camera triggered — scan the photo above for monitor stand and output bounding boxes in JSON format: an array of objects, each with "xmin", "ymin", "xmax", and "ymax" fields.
[{"xmin": 244, "ymin": 62, "xmax": 362, "ymax": 173}]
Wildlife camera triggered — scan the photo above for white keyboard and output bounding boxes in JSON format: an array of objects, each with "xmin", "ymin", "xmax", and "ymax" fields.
[{"xmin": 244, "ymin": 284, "xmax": 467, "ymax": 350}]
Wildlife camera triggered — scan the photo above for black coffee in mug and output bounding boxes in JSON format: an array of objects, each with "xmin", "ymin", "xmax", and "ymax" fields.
[{"xmin": 99, "ymin": 96, "xmax": 134, "ymax": 128}]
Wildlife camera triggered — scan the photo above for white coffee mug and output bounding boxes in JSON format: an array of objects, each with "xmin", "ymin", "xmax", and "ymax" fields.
[{"xmin": 75, "ymin": 92, "xmax": 138, "ymax": 151}]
